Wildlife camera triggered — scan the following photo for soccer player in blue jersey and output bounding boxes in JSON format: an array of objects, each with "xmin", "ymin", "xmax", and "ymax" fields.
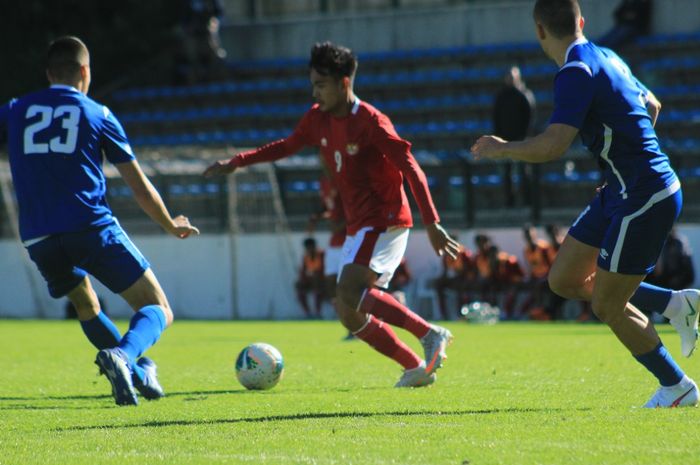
[
  {"xmin": 471, "ymin": 0, "xmax": 699, "ymax": 408},
  {"xmin": 0, "ymin": 36, "xmax": 199, "ymax": 405}
]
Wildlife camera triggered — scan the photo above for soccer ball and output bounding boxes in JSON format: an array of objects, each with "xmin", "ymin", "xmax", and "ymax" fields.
[
  {"xmin": 235, "ymin": 343, "xmax": 284, "ymax": 390},
  {"xmin": 460, "ymin": 301, "xmax": 500, "ymax": 325}
]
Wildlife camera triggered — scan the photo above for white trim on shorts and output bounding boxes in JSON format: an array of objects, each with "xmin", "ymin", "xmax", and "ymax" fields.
[
  {"xmin": 324, "ymin": 246, "xmax": 343, "ymax": 277},
  {"xmin": 610, "ymin": 179, "xmax": 681, "ymax": 272},
  {"xmin": 339, "ymin": 226, "xmax": 409, "ymax": 288}
]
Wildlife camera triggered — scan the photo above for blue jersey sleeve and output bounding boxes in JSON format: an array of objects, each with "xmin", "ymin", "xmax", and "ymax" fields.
[
  {"xmin": 101, "ymin": 106, "xmax": 136, "ymax": 164},
  {"xmin": 549, "ymin": 67, "xmax": 594, "ymax": 129}
]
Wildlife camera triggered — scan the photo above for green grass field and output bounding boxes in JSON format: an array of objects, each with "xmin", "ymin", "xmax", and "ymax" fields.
[{"xmin": 0, "ymin": 320, "xmax": 697, "ymax": 465}]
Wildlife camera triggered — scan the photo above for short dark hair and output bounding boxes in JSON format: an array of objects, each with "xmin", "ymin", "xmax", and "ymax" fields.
[
  {"xmin": 309, "ymin": 41, "xmax": 358, "ymax": 80},
  {"xmin": 533, "ymin": 0, "xmax": 581, "ymax": 39},
  {"xmin": 47, "ymin": 36, "xmax": 89, "ymax": 81},
  {"xmin": 303, "ymin": 237, "xmax": 317, "ymax": 248}
]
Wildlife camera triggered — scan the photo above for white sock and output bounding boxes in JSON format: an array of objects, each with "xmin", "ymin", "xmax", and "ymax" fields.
[{"xmin": 662, "ymin": 291, "xmax": 683, "ymax": 319}]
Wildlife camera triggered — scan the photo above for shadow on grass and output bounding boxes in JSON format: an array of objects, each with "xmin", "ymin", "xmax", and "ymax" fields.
[
  {"xmin": 0, "ymin": 389, "xmax": 244, "ymax": 403},
  {"xmin": 0, "ymin": 385, "xmax": 387, "ymax": 404},
  {"xmin": 59, "ymin": 407, "xmax": 590, "ymax": 431},
  {"xmin": 0, "ymin": 403, "xmax": 117, "ymax": 411}
]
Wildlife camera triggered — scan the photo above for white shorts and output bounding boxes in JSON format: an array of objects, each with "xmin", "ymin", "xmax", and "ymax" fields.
[
  {"xmin": 339, "ymin": 226, "xmax": 409, "ymax": 288},
  {"xmin": 324, "ymin": 246, "xmax": 343, "ymax": 277}
]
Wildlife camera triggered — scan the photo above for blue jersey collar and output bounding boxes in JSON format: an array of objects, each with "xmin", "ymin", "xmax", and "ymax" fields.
[
  {"xmin": 49, "ymin": 84, "xmax": 79, "ymax": 92},
  {"xmin": 564, "ymin": 37, "xmax": 589, "ymax": 63}
]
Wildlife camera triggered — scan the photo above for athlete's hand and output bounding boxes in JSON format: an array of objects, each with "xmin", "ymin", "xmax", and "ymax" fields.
[
  {"xmin": 203, "ymin": 159, "xmax": 237, "ymax": 177},
  {"xmin": 470, "ymin": 135, "xmax": 508, "ymax": 160},
  {"xmin": 168, "ymin": 215, "xmax": 200, "ymax": 239},
  {"xmin": 426, "ymin": 223, "xmax": 461, "ymax": 260}
]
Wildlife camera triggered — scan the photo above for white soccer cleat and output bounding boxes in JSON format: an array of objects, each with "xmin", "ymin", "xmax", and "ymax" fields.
[
  {"xmin": 643, "ymin": 376, "xmax": 699, "ymax": 408},
  {"xmin": 394, "ymin": 362, "xmax": 436, "ymax": 388},
  {"xmin": 668, "ymin": 289, "xmax": 700, "ymax": 357},
  {"xmin": 420, "ymin": 324, "xmax": 453, "ymax": 375}
]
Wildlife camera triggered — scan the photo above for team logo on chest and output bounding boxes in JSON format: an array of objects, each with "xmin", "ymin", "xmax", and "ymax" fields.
[
  {"xmin": 346, "ymin": 143, "xmax": 359, "ymax": 156},
  {"xmin": 321, "ymin": 137, "xmax": 328, "ymax": 147}
]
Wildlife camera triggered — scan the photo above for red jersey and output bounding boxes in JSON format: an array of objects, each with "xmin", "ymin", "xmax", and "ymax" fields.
[
  {"xmin": 319, "ymin": 176, "xmax": 346, "ymax": 247},
  {"xmin": 232, "ymin": 99, "xmax": 439, "ymax": 235}
]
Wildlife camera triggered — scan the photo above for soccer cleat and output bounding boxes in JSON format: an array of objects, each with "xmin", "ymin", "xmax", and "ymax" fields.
[
  {"xmin": 643, "ymin": 376, "xmax": 699, "ymax": 408},
  {"xmin": 95, "ymin": 348, "xmax": 138, "ymax": 406},
  {"xmin": 132, "ymin": 357, "xmax": 165, "ymax": 400},
  {"xmin": 420, "ymin": 324, "xmax": 453, "ymax": 374},
  {"xmin": 668, "ymin": 289, "xmax": 700, "ymax": 357},
  {"xmin": 394, "ymin": 362, "xmax": 436, "ymax": 388}
]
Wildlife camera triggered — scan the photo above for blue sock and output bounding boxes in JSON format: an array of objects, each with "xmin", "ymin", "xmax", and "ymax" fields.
[
  {"xmin": 629, "ymin": 282, "xmax": 672, "ymax": 315},
  {"xmin": 80, "ymin": 311, "xmax": 121, "ymax": 349},
  {"xmin": 634, "ymin": 342, "xmax": 684, "ymax": 386},
  {"xmin": 118, "ymin": 305, "xmax": 167, "ymax": 364}
]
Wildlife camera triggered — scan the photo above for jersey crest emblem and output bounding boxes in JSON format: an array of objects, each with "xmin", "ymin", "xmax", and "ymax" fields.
[
  {"xmin": 321, "ymin": 137, "xmax": 328, "ymax": 147},
  {"xmin": 346, "ymin": 143, "xmax": 359, "ymax": 156}
]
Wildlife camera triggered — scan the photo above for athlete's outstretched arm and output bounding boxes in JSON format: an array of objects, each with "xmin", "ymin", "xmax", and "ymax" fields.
[
  {"xmin": 471, "ymin": 123, "xmax": 579, "ymax": 163},
  {"xmin": 202, "ymin": 139, "xmax": 300, "ymax": 177},
  {"xmin": 204, "ymin": 113, "xmax": 312, "ymax": 177},
  {"xmin": 116, "ymin": 160, "xmax": 199, "ymax": 238}
]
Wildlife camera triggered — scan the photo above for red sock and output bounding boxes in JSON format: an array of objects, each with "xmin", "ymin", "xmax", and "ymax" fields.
[
  {"xmin": 359, "ymin": 288, "xmax": 431, "ymax": 339},
  {"xmin": 353, "ymin": 315, "xmax": 421, "ymax": 370}
]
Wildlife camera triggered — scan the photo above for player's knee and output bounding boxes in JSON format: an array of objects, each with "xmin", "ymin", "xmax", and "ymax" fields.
[
  {"xmin": 335, "ymin": 299, "xmax": 367, "ymax": 332},
  {"xmin": 335, "ymin": 281, "xmax": 363, "ymax": 311},
  {"xmin": 159, "ymin": 305, "xmax": 174, "ymax": 327},
  {"xmin": 74, "ymin": 303, "xmax": 100, "ymax": 321},
  {"xmin": 590, "ymin": 299, "xmax": 621, "ymax": 325},
  {"xmin": 547, "ymin": 273, "xmax": 574, "ymax": 299}
]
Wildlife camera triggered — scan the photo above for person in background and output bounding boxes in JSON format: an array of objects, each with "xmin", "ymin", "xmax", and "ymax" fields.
[
  {"xmin": 387, "ymin": 257, "xmax": 412, "ymax": 308},
  {"xmin": 647, "ymin": 228, "xmax": 695, "ymax": 291},
  {"xmin": 488, "ymin": 244, "xmax": 525, "ymax": 319},
  {"xmin": 295, "ymin": 237, "xmax": 326, "ymax": 319},
  {"xmin": 174, "ymin": 0, "xmax": 228, "ymax": 84},
  {"xmin": 307, "ymin": 170, "xmax": 351, "ymax": 335},
  {"xmin": 492, "ymin": 65, "xmax": 537, "ymax": 207},
  {"xmin": 521, "ymin": 225, "xmax": 557, "ymax": 320},
  {"xmin": 599, "ymin": 0, "xmax": 653, "ymax": 49},
  {"xmin": 434, "ymin": 234, "xmax": 476, "ymax": 320}
]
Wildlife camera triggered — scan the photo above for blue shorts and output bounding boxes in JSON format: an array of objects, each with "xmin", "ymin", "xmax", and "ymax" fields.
[
  {"xmin": 568, "ymin": 181, "xmax": 682, "ymax": 275},
  {"xmin": 26, "ymin": 221, "xmax": 150, "ymax": 298}
]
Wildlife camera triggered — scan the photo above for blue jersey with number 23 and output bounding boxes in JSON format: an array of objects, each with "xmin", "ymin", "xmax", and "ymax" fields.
[{"xmin": 0, "ymin": 85, "xmax": 135, "ymax": 241}]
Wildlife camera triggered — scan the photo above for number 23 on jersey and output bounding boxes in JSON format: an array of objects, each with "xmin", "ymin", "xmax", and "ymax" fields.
[{"xmin": 23, "ymin": 104, "xmax": 80, "ymax": 155}]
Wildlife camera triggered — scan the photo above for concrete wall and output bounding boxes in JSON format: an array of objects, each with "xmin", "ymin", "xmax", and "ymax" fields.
[
  {"xmin": 3, "ymin": 225, "xmax": 700, "ymax": 320},
  {"xmin": 222, "ymin": 0, "xmax": 700, "ymax": 61}
]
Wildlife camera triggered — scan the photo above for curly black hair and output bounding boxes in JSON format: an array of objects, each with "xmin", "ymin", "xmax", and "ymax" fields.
[{"xmin": 309, "ymin": 41, "xmax": 358, "ymax": 79}]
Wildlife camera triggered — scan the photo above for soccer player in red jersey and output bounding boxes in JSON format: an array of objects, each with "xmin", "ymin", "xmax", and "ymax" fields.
[{"xmin": 205, "ymin": 41, "xmax": 460, "ymax": 387}]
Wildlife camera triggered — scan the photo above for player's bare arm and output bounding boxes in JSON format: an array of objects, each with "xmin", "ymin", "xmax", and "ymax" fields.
[
  {"xmin": 116, "ymin": 160, "xmax": 199, "ymax": 238},
  {"xmin": 471, "ymin": 123, "xmax": 579, "ymax": 163}
]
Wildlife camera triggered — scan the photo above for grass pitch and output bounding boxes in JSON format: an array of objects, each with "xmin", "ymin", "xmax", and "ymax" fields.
[{"xmin": 0, "ymin": 320, "xmax": 697, "ymax": 465}]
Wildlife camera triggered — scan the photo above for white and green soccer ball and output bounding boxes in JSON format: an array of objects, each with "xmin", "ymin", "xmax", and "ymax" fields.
[{"xmin": 235, "ymin": 343, "xmax": 284, "ymax": 390}]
